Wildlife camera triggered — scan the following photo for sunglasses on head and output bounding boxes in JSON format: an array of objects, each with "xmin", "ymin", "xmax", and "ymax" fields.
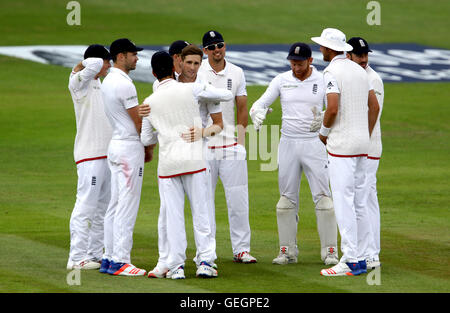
[{"xmin": 206, "ymin": 42, "xmax": 225, "ymax": 50}]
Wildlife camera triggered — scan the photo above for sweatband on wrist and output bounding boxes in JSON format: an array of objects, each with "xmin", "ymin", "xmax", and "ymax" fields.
[{"xmin": 319, "ymin": 124, "xmax": 331, "ymax": 137}]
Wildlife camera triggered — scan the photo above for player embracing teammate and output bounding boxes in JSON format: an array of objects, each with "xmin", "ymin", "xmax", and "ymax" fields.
[{"xmin": 67, "ymin": 29, "xmax": 383, "ymax": 279}]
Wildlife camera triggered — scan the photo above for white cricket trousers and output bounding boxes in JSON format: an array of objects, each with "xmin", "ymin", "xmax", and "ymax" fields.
[
  {"xmin": 103, "ymin": 139, "xmax": 144, "ymax": 264},
  {"xmin": 328, "ymin": 154, "xmax": 372, "ymax": 263},
  {"xmin": 277, "ymin": 137, "xmax": 336, "ymax": 250},
  {"xmin": 366, "ymin": 158, "xmax": 381, "ymax": 260},
  {"xmin": 208, "ymin": 143, "xmax": 251, "ymax": 255},
  {"xmin": 68, "ymin": 158, "xmax": 110, "ymax": 263},
  {"xmin": 158, "ymin": 170, "xmax": 216, "ymax": 271}
]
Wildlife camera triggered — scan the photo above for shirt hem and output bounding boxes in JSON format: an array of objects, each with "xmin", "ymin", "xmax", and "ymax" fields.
[{"xmin": 158, "ymin": 168, "xmax": 206, "ymax": 179}]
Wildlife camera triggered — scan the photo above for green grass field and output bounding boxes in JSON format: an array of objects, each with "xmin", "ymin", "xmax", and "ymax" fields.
[{"xmin": 0, "ymin": 0, "xmax": 449, "ymax": 294}]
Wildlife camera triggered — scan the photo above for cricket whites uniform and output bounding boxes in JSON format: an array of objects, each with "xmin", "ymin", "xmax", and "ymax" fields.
[
  {"xmin": 251, "ymin": 66, "xmax": 338, "ymax": 262},
  {"xmin": 198, "ymin": 59, "xmax": 253, "ymax": 257},
  {"xmin": 147, "ymin": 77, "xmax": 225, "ymax": 274},
  {"xmin": 67, "ymin": 58, "xmax": 112, "ymax": 269},
  {"xmin": 141, "ymin": 79, "xmax": 231, "ymax": 273},
  {"xmin": 365, "ymin": 65, "xmax": 384, "ymax": 262},
  {"xmin": 323, "ymin": 54, "xmax": 374, "ymax": 264},
  {"xmin": 101, "ymin": 67, "xmax": 145, "ymax": 266}
]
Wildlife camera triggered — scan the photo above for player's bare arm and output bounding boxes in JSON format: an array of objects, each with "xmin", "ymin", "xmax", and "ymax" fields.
[
  {"xmin": 127, "ymin": 106, "xmax": 143, "ymax": 134},
  {"xmin": 181, "ymin": 112, "xmax": 223, "ymax": 143},
  {"xmin": 144, "ymin": 144, "xmax": 156, "ymax": 163},
  {"xmin": 236, "ymin": 95, "xmax": 248, "ymax": 146},
  {"xmin": 73, "ymin": 61, "xmax": 84, "ymax": 73},
  {"xmin": 319, "ymin": 93, "xmax": 339, "ymax": 145},
  {"xmin": 367, "ymin": 89, "xmax": 380, "ymax": 136}
]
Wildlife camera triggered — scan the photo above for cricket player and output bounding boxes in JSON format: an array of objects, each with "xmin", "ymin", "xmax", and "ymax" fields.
[
  {"xmin": 249, "ymin": 42, "xmax": 339, "ymax": 266},
  {"xmin": 141, "ymin": 51, "xmax": 233, "ymax": 279},
  {"xmin": 140, "ymin": 45, "xmax": 225, "ymax": 278},
  {"xmin": 152, "ymin": 40, "xmax": 189, "ymax": 91},
  {"xmin": 67, "ymin": 44, "xmax": 113, "ymax": 270},
  {"xmin": 197, "ymin": 30, "xmax": 257, "ymax": 263},
  {"xmin": 311, "ymin": 28, "xmax": 380, "ymax": 276},
  {"xmin": 347, "ymin": 37, "xmax": 384, "ymax": 270},
  {"xmin": 100, "ymin": 38, "xmax": 151, "ymax": 276}
]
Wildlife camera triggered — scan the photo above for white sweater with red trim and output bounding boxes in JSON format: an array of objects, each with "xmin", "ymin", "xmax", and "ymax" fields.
[
  {"xmin": 324, "ymin": 57, "xmax": 370, "ymax": 157},
  {"xmin": 142, "ymin": 79, "xmax": 207, "ymax": 178},
  {"xmin": 366, "ymin": 65, "xmax": 384, "ymax": 159},
  {"xmin": 69, "ymin": 58, "xmax": 112, "ymax": 164}
]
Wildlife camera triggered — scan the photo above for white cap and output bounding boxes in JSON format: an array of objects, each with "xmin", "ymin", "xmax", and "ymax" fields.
[{"xmin": 311, "ymin": 28, "xmax": 353, "ymax": 52}]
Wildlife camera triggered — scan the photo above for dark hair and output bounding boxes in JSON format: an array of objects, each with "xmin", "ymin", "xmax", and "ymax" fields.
[
  {"xmin": 151, "ymin": 51, "xmax": 174, "ymax": 80},
  {"xmin": 181, "ymin": 44, "xmax": 203, "ymax": 60}
]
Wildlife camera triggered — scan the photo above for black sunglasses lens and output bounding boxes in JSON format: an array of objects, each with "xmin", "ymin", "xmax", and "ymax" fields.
[{"xmin": 207, "ymin": 43, "xmax": 224, "ymax": 50}]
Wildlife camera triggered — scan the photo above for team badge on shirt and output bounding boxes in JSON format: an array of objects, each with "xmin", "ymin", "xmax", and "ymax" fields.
[
  {"xmin": 227, "ymin": 79, "xmax": 232, "ymax": 90},
  {"xmin": 91, "ymin": 176, "xmax": 96, "ymax": 186},
  {"xmin": 312, "ymin": 83, "xmax": 318, "ymax": 94}
]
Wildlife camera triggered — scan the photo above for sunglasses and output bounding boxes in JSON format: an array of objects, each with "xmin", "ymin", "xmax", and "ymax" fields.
[{"xmin": 206, "ymin": 42, "xmax": 225, "ymax": 51}]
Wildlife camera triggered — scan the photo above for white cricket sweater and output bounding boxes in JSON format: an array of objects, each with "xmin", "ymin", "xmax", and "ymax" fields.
[
  {"xmin": 68, "ymin": 58, "xmax": 112, "ymax": 164},
  {"xmin": 366, "ymin": 65, "xmax": 384, "ymax": 159},
  {"xmin": 142, "ymin": 79, "xmax": 232, "ymax": 178},
  {"xmin": 323, "ymin": 55, "xmax": 371, "ymax": 157}
]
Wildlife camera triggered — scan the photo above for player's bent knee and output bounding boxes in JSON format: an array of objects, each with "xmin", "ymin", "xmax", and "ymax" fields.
[
  {"xmin": 276, "ymin": 196, "xmax": 296, "ymax": 212},
  {"xmin": 316, "ymin": 196, "xmax": 334, "ymax": 211}
]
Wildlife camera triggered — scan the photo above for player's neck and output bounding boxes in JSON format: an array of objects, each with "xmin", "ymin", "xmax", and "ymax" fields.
[
  {"xmin": 114, "ymin": 64, "xmax": 129, "ymax": 75},
  {"xmin": 178, "ymin": 74, "xmax": 196, "ymax": 83},
  {"xmin": 209, "ymin": 58, "xmax": 225, "ymax": 73}
]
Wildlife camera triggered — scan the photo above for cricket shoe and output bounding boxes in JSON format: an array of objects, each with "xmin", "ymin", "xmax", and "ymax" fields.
[
  {"xmin": 233, "ymin": 251, "xmax": 257, "ymax": 263},
  {"xmin": 366, "ymin": 258, "xmax": 381, "ymax": 270},
  {"xmin": 272, "ymin": 246, "xmax": 297, "ymax": 265},
  {"xmin": 166, "ymin": 266, "xmax": 185, "ymax": 280},
  {"xmin": 358, "ymin": 260, "xmax": 368, "ymax": 274},
  {"xmin": 99, "ymin": 258, "xmax": 110, "ymax": 273},
  {"xmin": 148, "ymin": 265, "xmax": 169, "ymax": 278},
  {"xmin": 107, "ymin": 261, "xmax": 146, "ymax": 276},
  {"xmin": 196, "ymin": 262, "xmax": 218, "ymax": 278},
  {"xmin": 320, "ymin": 262, "xmax": 363, "ymax": 276},
  {"xmin": 323, "ymin": 246, "xmax": 339, "ymax": 265},
  {"xmin": 67, "ymin": 259, "xmax": 101, "ymax": 270}
]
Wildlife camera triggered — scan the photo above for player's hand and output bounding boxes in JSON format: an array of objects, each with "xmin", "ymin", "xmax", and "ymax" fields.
[
  {"xmin": 310, "ymin": 107, "xmax": 325, "ymax": 132},
  {"xmin": 250, "ymin": 107, "xmax": 270, "ymax": 131},
  {"xmin": 319, "ymin": 134, "xmax": 327, "ymax": 145},
  {"xmin": 181, "ymin": 127, "xmax": 203, "ymax": 143},
  {"xmin": 138, "ymin": 103, "xmax": 151, "ymax": 118}
]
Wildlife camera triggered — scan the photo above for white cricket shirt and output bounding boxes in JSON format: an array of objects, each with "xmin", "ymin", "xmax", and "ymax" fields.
[
  {"xmin": 141, "ymin": 79, "xmax": 232, "ymax": 178},
  {"xmin": 101, "ymin": 67, "xmax": 140, "ymax": 141},
  {"xmin": 366, "ymin": 65, "xmax": 384, "ymax": 159},
  {"xmin": 69, "ymin": 58, "xmax": 112, "ymax": 164},
  {"xmin": 323, "ymin": 54, "xmax": 372, "ymax": 157},
  {"xmin": 198, "ymin": 58, "xmax": 247, "ymax": 148},
  {"xmin": 251, "ymin": 66, "xmax": 326, "ymax": 139}
]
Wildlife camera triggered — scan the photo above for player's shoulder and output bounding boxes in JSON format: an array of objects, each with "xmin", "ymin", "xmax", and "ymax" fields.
[
  {"xmin": 366, "ymin": 66, "xmax": 383, "ymax": 85},
  {"xmin": 225, "ymin": 59, "xmax": 244, "ymax": 74}
]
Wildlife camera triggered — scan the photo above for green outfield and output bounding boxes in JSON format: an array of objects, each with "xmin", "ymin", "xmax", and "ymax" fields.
[{"xmin": 0, "ymin": 0, "xmax": 449, "ymax": 293}]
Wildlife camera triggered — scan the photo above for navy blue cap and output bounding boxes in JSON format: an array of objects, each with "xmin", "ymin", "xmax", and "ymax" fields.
[
  {"xmin": 84, "ymin": 44, "xmax": 111, "ymax": 60},
  {"xmin": 169, "ymin": 40, "xmax": 190, "ymax": 56},
  {"xmin": 347, "ymin": 37, "xmax": 372, "ymax": 54},
  {"xmin": 202, "ymin": 30, "xmax": 224, "ymax": 47},
  {"xmin": 110, "ymin": 38, "xmax": 143, "ymax": 57},
  {"xmin": 287, "ymin": 42, "xmax": 312, "ymax": 61}
]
